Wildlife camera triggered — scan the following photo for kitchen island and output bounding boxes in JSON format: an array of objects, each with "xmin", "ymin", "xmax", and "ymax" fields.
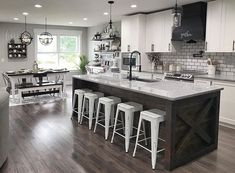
[{"xmin": 72, "ymin": 74, "xmax": 223, "ymax": 170}]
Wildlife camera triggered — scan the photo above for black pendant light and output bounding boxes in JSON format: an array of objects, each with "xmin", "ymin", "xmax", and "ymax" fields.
[
  {"xmin": 107, "ymin": 1, "xmax": 115, "ymax": 37},
  {"xmin": 39, "ymin": 17, "xmax": 53, "ymax": 45},
  {"xmin": 19, "ymin": 16, "xmax": 33, "ymax": 45},
  {"xmin": 172, "ymin": 0, "xmax": 182, "ymax": 28}
]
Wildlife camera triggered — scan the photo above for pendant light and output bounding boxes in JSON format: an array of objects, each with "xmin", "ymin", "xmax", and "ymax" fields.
[
  {"xmin": 19, "ymin": 16, "xmax": 33, "ymax": 45},
  {"xmin": 172, "ymin": 0, "xmax": 182, "ymax": 28},
  {"xmin": 106, "ymin": 1, "xmax": 115, "ymax": 38},
  {"xmin": 39, "ymin": 17, "xmax": 53, "ymax": 45}
]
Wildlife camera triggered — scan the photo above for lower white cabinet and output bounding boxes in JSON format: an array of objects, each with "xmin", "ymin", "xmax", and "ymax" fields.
[
  {"xmin": 213, "ymin": 81, "xmax": 235, "ymax": 126},
  {"xmin": 195, "ymin": 78, "xmax": 235, "ymax": 126}
]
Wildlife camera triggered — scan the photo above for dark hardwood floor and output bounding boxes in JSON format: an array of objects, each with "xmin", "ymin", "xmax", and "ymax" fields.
[{"xmin": 0, "ymin": 87, "xmax": 235, "ymax": 173}]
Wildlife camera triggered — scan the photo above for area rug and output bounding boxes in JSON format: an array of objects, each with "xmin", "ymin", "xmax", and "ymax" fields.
[{"xmin": 9, "ymin": 94, "xmax": 66, "ymax": 106}]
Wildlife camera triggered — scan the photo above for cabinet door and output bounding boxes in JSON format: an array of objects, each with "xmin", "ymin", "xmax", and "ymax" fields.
[
  {"xmin": 145, "ymin": 12, "xmax": 164, "ymax": 52},
  {"xmin": 205, "ymin": 0, "xmax": 223, "ymax": 52},
  {"xmin": 146, "ymin": 13, "xmax": 158, "ymax": 52},
  {"xmin": 121, "ymin": 18, "xmax": 132, "ymax": 52},
  {"xmin": 121, "ymin": 15, "xmax": 142, "ymax": 52},
  {"xmin": 221, "ymin": 0, "xmax": 235, "ymax": 52},
  {"xmin": 162, "ymin": 10, "xmax": 173, "ymax": 52},
  {"xmin": 213, "ymin": 81, "xmax": 235, "ymax": 125}
]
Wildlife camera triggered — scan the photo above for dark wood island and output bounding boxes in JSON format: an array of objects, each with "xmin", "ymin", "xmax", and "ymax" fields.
[{"xmin": 72, "ymin": 74, "xmax": 223, "ymax": 171}]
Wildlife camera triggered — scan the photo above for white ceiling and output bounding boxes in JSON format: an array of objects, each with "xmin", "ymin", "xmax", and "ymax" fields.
[{"xmin": 0, "ymin": 0, "xmax": 207, "ymax": 27}]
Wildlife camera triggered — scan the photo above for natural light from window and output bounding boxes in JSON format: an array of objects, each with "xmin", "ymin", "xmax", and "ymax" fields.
[{"xmin": 36, "ymin": 30, "xmax": 81, "ymax": 70}]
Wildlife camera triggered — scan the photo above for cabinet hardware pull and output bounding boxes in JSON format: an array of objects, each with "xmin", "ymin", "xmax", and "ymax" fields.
[
  {"xmin": 168, "ymin": 43, "xmax": 171, "ymax": 51},
  {"xmin": 151, "ymin": 44, "xmax": 154, "ymax": 52},
  {"xmin": 205, "ymin": 42, "xmax": 208, "ymax": 51},
  {"xmin": 233, "ymin": 41, "xmax": 235, "ymax": 51},
  {"xmin": 127, "ymin": 45, "xmax": 130, "ymax": 52}
]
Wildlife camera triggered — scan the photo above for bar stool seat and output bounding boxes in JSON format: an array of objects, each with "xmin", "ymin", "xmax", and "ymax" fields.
[
  {"xmin": 80, "ymin": 92, "xmax": 104, "ymax": 129},
  {"xmin": 133, "ymin": 109, "xmax": 165, "ymax": 170},
  {"xmin": 111, "ymin": 102, "xmax": 147, "ymax": 153},
  {"xmin": 94, "ymin": 96, "xmax": 121, "ymax": 140},
  {"xmin": 72, "ymin": 88, "xmax": 92, "ymax": 122}
]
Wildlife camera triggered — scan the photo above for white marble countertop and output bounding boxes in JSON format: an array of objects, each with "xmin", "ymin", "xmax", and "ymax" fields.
[
  {"xmin": 195, "ymin": 74, "xmax": 235, "ymax": 82},
  {"xmin": 73, "ymin": 74, "xmax": 223, "ymax": 101}
]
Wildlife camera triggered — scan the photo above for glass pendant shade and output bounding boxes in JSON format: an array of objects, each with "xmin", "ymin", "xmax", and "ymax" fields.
[
  {"xmin": 173, "ymin": 12, "xmax": 182, "ymax": 27},
  {"xmin": 20, "ymin": 31, "xmax": 33, "ymax": 45},
  {"xmin": 172, "ymin": 0, "xmax": 182, "ymax": 28},
  {"xmin": 107, "ymin": 1, "xmax": 114, "ymax": 37},
  {"xmin": 39, "ymin": 18, "xmax": 53, "ymax": 45},
  {"xmin": 19, "ymin": 16, "xmax": 33, "ymax": 45},
  {"xmin": 39, "ymin": 32, "xmax": 53, "ymax": 45}
]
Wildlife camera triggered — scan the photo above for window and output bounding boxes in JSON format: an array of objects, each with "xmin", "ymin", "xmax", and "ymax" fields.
[{"xmin": 35, "ymin": 29, "xmax": 81, "ymax": 70}]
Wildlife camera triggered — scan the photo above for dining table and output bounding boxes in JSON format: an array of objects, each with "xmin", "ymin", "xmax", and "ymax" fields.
[{"xmin": 4, "ymin": 69, "xmax": 69, "ymax": 99}]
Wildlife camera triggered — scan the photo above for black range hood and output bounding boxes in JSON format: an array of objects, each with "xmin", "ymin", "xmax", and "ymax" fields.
[{"xmin": 171, "ymin": 2, "xmax": 207, "ymax": 42}]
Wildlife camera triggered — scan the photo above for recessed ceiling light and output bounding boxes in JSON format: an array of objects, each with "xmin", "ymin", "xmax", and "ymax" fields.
[
  {"xmin": 83, "ymin": 18, "xmax": 88, "ymax": 21},
  {"xmin": 68, "ymin": 22, "xmax": 73, "ymax": 24},
  {"xmin": 131, "ymin": 4, "xmax": 137, "ymax": 8},
  {"xmin": 13, "ymin": 18, "xmax": 19, "ymax": 21},
  {"xmin": 104, "ymin": 12, "xmax": 109, "ymax": 15},
  {"xmin": 35, "ymin": 4, "xmax": 42, "ymax": 8},
  {"xmin": 22, "ymin": 12, "xmax": 29, "ymax": 16}
]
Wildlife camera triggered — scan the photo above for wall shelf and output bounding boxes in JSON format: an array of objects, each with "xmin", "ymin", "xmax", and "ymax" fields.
[{"xmin": 8, "ymin": 43, "xmax": 27, "ymax": 59}]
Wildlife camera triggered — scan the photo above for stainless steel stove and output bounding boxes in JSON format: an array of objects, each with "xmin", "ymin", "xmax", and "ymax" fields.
[{"xmin": 164, "ymin": 70, "xmax": 206, "ymax": 82}]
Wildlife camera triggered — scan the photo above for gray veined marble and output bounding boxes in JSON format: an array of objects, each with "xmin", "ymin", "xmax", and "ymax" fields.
[{"xmin": 73, "ymin": 74, "xmax": 223, "ymax": 101}]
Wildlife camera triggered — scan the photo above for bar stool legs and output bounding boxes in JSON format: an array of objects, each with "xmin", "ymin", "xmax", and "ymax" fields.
[
  {"xmin": 104, "ymin": 104, "xmax": 112, "ymax": 140},
  {"xmin": 111, "ymin": 102, "xmax": 146, "ymax": 153},
  {"xmin": 88, "ymin": 98, "xmax": 95, "ymax": 130},
  {"xmin": 94, "ymin": 96, "xmax": 121, "ymax": 140},
  {"xmin": 133, "ymin": 109, "xmax": 165, "ymax": 170}
]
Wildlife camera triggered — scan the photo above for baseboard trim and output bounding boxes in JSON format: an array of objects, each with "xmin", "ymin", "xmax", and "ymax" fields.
[
  {"xmin": 219, "ymin": 116, "xmax": 235, "ymax": 126},
  {"xmin": 219, "ymin": 121, "xmax": 235, "ymax": 130}
]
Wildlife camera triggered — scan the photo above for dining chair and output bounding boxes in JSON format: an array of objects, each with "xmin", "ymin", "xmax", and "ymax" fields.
[{"xmin": 2, "ymin": 73, "xmax": 12, "ymax": 94}]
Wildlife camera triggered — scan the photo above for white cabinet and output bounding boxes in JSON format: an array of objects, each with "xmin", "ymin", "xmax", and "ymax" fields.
[
  {"xmin": 145, "ymin": 12, "xmax": 163, "ymax": 52},
  {"xmin": 121, "ymin": 14, "xmax": 146, "ymax": 52},
  {"xmin": 221, "ymin": 0, "xmax": 235, "ymax": 52},
  {"xmin": 195, "ymin": 78, "xmax": 235, "ymax": 126},
  {"xmin": 145, "ymin": 10, "xmax": 173, "ymax": 53},
  {"xmin": 206, "ymin": 0, "xmax": 235, "ymax": 52},
  {"xmin": 213, "ymin": 81, "xmax": 235, "ymax": 126},
  {"xmin": 205, "ymin": 0, "xmax": 223, "ymax": 52}
]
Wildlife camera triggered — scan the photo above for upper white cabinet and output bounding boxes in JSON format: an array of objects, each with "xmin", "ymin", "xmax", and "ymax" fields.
[
  {"xmin": 145, "ymin": 10, "xmax": 173, "ymax": 53},
  {"xmin": 206, "ymin": 0, "xmax": 235, "ymax": 52},
  {"xmin": 221, "ymin": 0, "xmax": 235, "ymax": 52},
  {"xmin": 121, "ymin": 14, "xmax": 146, "ymax": 52}
]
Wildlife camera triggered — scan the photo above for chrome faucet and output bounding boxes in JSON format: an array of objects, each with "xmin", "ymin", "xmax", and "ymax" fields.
[{"xmin": 129, "ymin": 51, "xmax": 141, "ymax": 81}]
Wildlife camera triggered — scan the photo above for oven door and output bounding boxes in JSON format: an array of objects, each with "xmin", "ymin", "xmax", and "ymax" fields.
[{"xmin": 121, "ymin": 53, "xmax": 137, "ymax": 70}]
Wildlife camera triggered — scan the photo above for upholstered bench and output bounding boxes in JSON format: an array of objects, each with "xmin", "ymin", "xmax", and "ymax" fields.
[{"xmin": 0, "ymin": 88, "xmax": 9, "ymax": 168}]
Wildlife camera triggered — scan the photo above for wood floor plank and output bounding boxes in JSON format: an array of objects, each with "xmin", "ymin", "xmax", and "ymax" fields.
[{"xmin": 1, "ymin": 87, "xmax": 235, "ymax": 173}]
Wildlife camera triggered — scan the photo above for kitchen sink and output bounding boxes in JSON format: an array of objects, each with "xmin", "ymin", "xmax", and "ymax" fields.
[{"xmin": 127, "ymin": 77, "xmax": 160, "ymax": 83}]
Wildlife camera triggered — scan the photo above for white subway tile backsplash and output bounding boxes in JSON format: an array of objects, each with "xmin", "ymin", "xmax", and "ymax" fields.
[{"xmin": 148, "ymin": 41, "xmax": 235, "ymax": 74}]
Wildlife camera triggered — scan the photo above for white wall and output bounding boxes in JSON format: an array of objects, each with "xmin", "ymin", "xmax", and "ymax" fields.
[
  {"xmin": 87, "ymin": 22, "xmax": 121, "ymax": 61},
  {"xmin": 0, "ymin": 22, "xmax": 87, "ymax": 86}
]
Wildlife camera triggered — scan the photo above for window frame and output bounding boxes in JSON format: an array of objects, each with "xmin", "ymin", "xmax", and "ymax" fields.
[{"xmin": 34, "ymin": 29, "xmax": 82, "ymax": 70}]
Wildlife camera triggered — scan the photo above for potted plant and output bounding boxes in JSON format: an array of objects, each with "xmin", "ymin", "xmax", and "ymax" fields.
[{"xmin": 77, "ymin": 55, "xmax": 89, "ymax": 74}]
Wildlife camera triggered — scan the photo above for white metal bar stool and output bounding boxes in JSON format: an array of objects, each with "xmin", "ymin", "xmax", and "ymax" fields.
[
  {"xmin": 80, "ymin": 92, "xmax": 104, "ymax": 130},
  {"xmin": 72, "ymin": 89, "xmax": 92, "ymax": 122},
  {"xmin": 94, "ymin": 96, "xmax": 121, "ymax": 140},
  {"xmin": 133, "ymin": 109, "xmax": 165, "ymax": 170},
  {"xmin": 111, "ymin": 102, "xmax": 147, "ymax": 153}
]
